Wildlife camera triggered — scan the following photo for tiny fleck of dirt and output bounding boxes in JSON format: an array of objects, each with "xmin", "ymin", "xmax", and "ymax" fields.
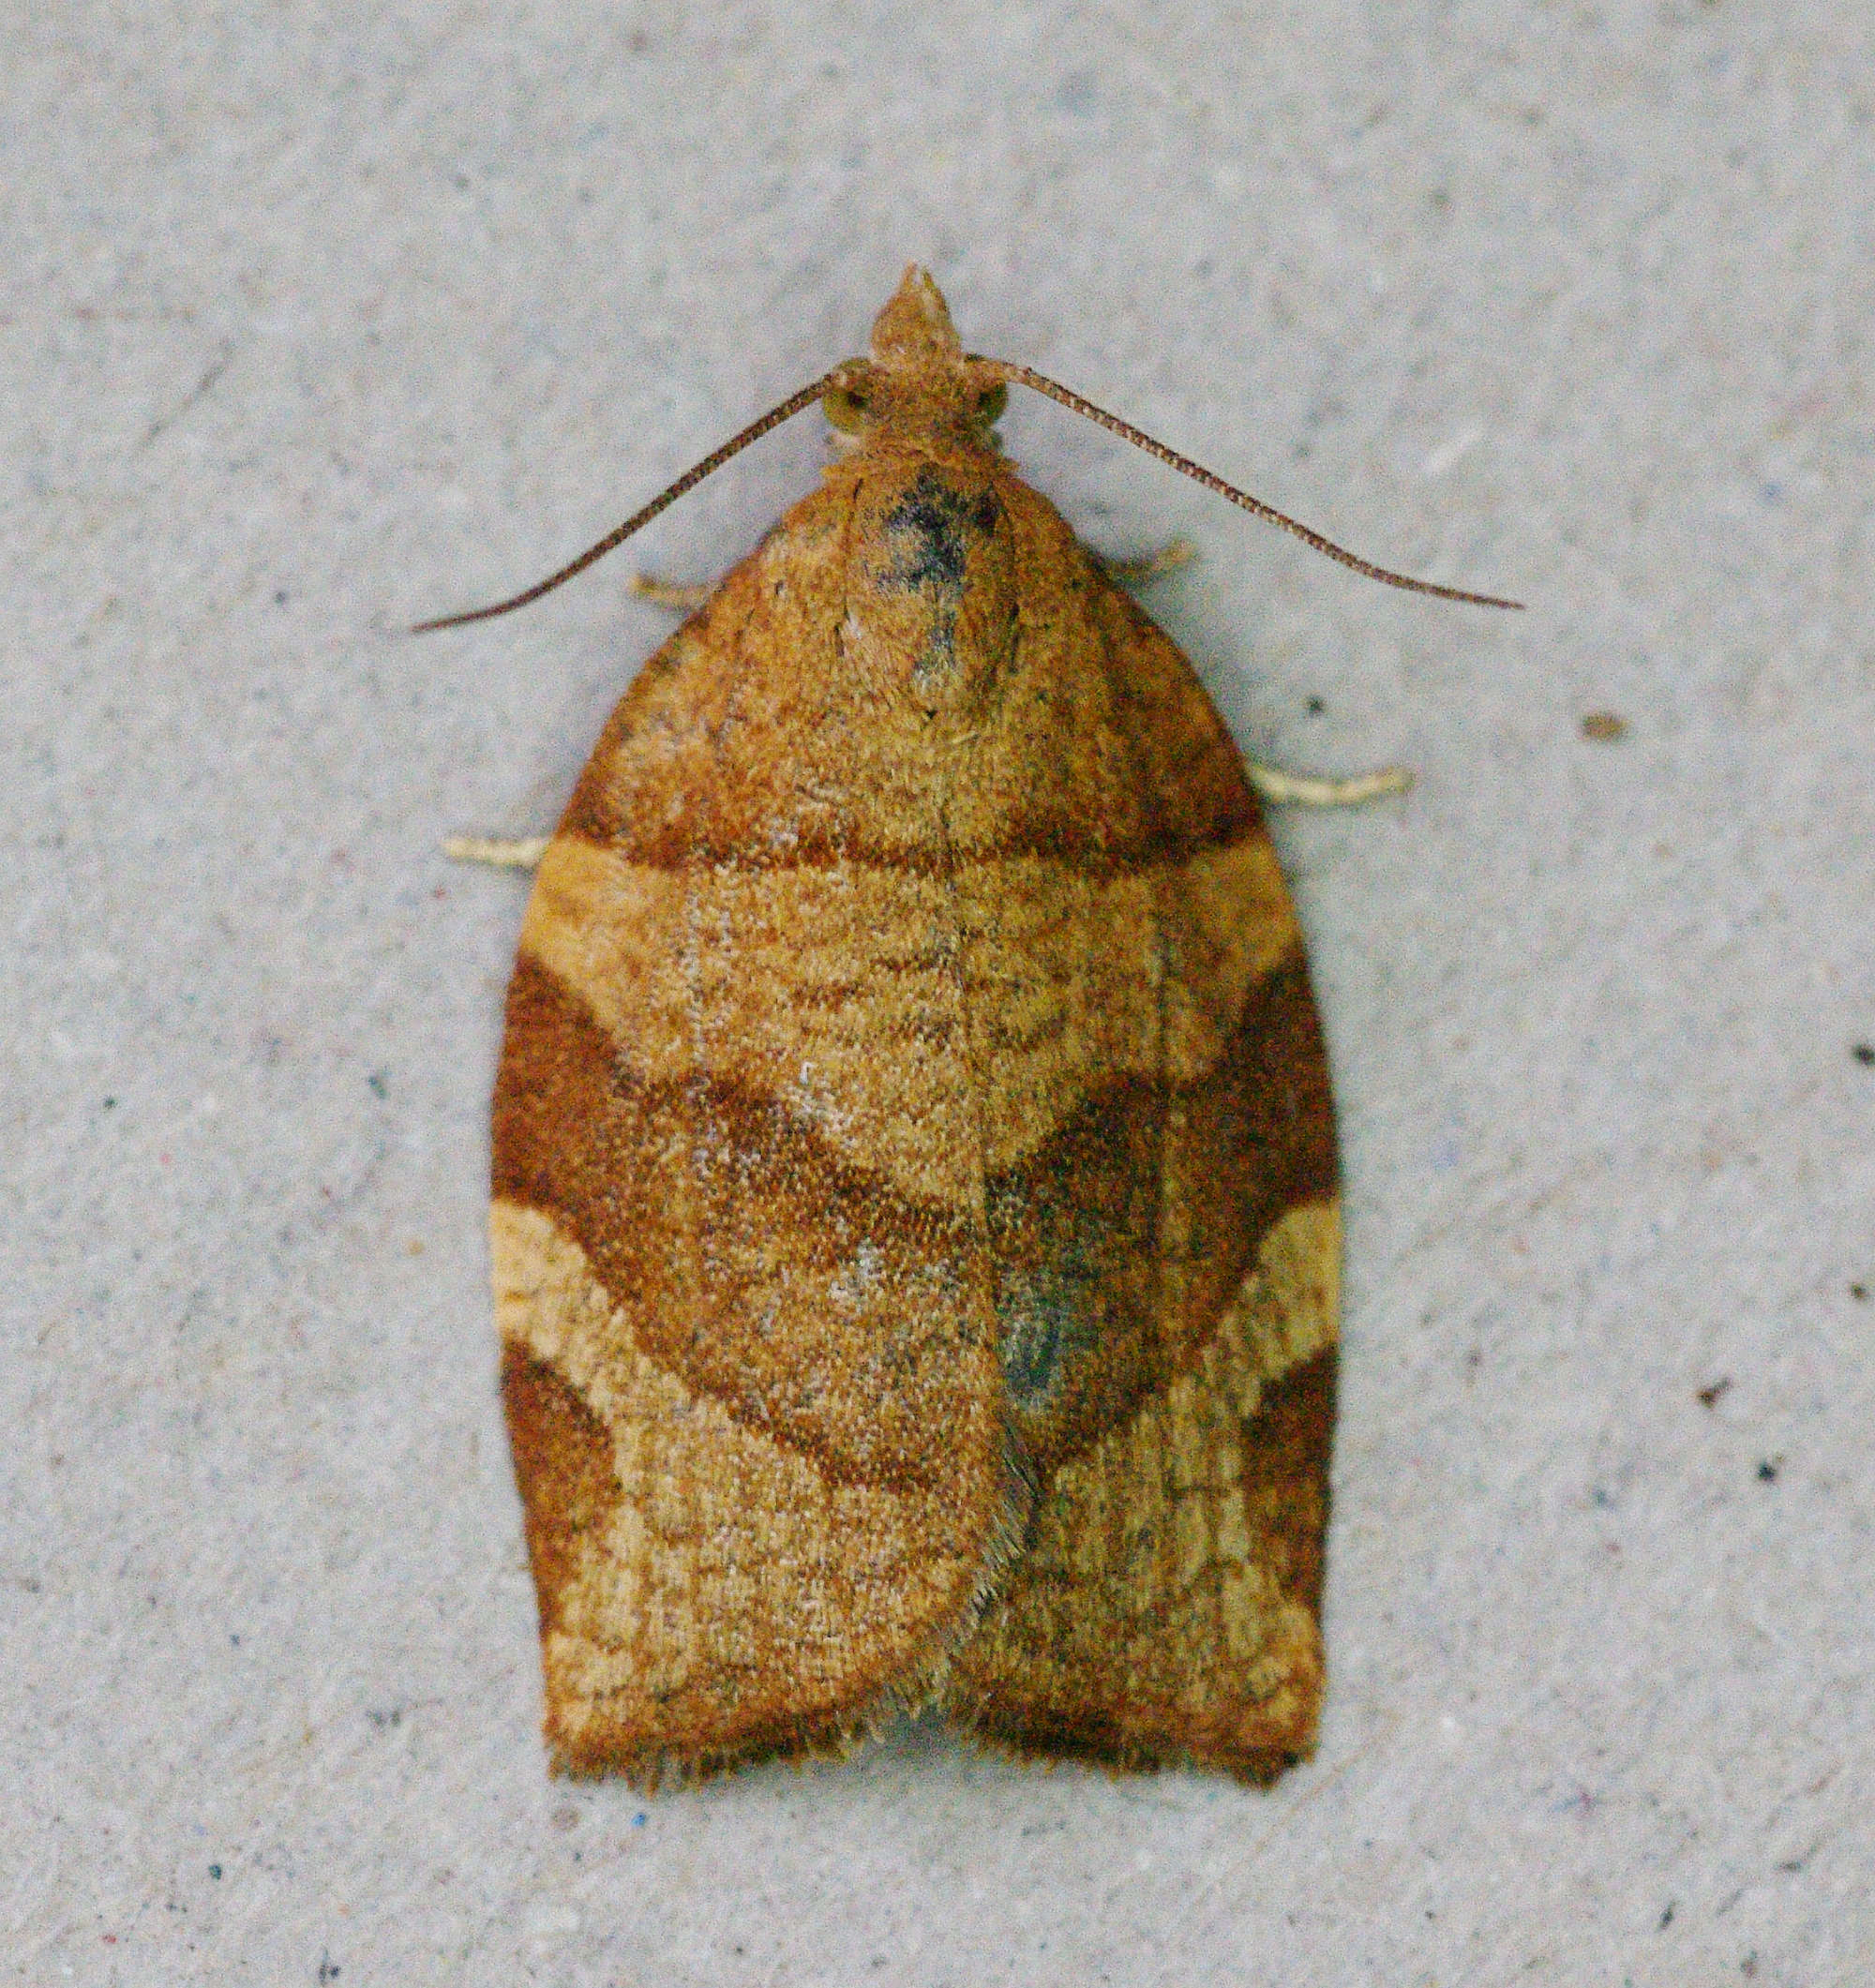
[
  {"xmin": 1852, "ymin": 1283, "xmax": 1869, "ymax": 1302},
  {"xmin": 1757, "ymin": 1458, "xmax": 1780, "ymax": 1483},
  {"xmin": 1581, "ymin": 710, "xmax": 1628, "ymax": 742},
  {"xmin": 1696, "ymin": 1376, "xmax": 1732, "ymax": 1409},
  {"xmin": 1853, "ymin": 1042, "xmax": 1874, "ymax": 1067}
]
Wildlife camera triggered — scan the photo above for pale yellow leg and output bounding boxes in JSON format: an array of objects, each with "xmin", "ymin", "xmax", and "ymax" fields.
[
  {"xmin": 1246, "ymin": 764, "xmax": 1413, "ymax": 806},
  {"xmin": 627, "ymin": 573, "xmax": 715, "ymax": 612},
  {"xmin": 443, "ymin": 834, "xmax": 548, "ymax": 869},
  {"xmin": 1091, "ymin": 537, "xmax": 1196, "ymax": 585},
  {"xmin": 442, "ymin": 765, "xmax": 1408, "ymax": 873}
]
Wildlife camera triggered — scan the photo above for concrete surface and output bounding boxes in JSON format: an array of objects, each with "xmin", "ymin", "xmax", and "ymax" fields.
[{"xmin": 5, "ymin": 4, "xmax": 1871, "ymax": 1983}]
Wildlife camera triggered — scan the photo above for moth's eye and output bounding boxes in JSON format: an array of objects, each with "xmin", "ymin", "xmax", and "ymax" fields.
[
  {"xmin": 976, "ymin": 383, "xmax": 1008, "ymax": 426},
  {"xmin": 823, "ymin": 387, "xmax": 869, "ymax": 434}
]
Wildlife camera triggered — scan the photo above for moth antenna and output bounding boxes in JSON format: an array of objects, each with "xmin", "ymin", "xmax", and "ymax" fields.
[
  {"xmin": 992, "ymin": 363, "xmax": 1524, "ymax": 611},
  {"xmin": 412, "ymin": 371, "xmax": 841, "ymax": 633}
]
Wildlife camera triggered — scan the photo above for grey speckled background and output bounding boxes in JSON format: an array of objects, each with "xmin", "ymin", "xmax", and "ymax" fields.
[{"xmin": 6, "ymin": 5, "xmax": 1871, "ymax": 1984}]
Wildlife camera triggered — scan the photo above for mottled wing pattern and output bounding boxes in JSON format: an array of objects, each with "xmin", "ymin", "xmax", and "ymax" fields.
[
  {"xmin": 937, "ymin": 491, "xmax": 1340, "ymax": 1778},
  {"xmin": 491, "ymin": 439, "xmax": 1338, "ymax": 1786},
  {"xmin": 491, "ymin": 477, "xmax": 1024, "ymax": 1784}
]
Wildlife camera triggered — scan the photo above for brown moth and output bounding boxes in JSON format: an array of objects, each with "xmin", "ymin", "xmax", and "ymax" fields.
[{"xmin": 422, "ymin": 267, "xmax": 1517, "ymax": 1787}]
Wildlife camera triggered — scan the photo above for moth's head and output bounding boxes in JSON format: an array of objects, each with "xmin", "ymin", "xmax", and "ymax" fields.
[{"xmin": 822, "ymin": 265, "xmax": 1008, "ymax": 449}]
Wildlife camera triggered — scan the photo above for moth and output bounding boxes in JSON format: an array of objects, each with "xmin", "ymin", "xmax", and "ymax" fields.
[{"xmin": 421, "ymin": 268, "xmax": 1516, "ymax": 1787}]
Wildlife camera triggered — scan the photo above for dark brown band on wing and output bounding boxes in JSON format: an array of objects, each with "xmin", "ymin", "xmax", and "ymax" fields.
[
  {"xmin": 498, "ymin": 928, "xmax": 1332, "ymax": 1495},
  {"xmin": 955, "ymin": 1688, "xmax": 1314, "ymax": 1788},
  {"xmin": 1168, "ymin": 942, "xmax": 1339, "ymax": 1317},
  {"xmin": 547, "ymin": 813, "xmax": 1270, "ymax": 879},
  {"xmin": 986, "ymin": 945, "xmax": 1336, "ymax": 1474},
  {"xmin": 1237, "ymin": 1338, "xmax": 1336, "ymax": 1620},
  {"xmin": 494, "ymin": 951, "xmax": 991, "ymax": 1496},
  {"xmin": 501, "ymin": 1338, "xmax": 622, "ymax": 1642},
  {"xmin": 949, "ymin": 1344, "xmax": 1337, "ymax": 1783}
]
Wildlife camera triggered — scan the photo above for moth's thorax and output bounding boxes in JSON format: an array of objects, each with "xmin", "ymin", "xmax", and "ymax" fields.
[{"xmin": 836, "ymin": 444, "xmax": 1019, "ymax": 721}]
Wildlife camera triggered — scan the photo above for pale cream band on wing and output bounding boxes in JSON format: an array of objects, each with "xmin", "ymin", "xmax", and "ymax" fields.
[
  {"xmin": 492, "ymin": 1192, "xmax": 1336, "ymax": 1746},
  {"xmin": 955, "ymin": 1194, "xmax": 1340, "ymax": 1740},
  {"xmin": 517, "ymin": 830, "xmax": 1304, "ymax": 1205},
  {"xmin": 493, "ymin": 1199, "xmax": 989, "ymax": 1751}
]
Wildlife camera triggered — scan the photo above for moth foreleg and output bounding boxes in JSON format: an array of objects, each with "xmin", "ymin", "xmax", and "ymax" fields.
[
  {"xmin": 626, "ymin": 573, "xmax": 716, "ymax": 612},
  {"xmin": 1246, "ymin": 764, "xmax": 1413, "ymax": 806},
  {"xmin": 442, "ymin": 834, "xmax": 548, "ymax": 869},
  {"xmin": 1089, "ymin": 537, "xmax": 1196, "ymax": 586}
]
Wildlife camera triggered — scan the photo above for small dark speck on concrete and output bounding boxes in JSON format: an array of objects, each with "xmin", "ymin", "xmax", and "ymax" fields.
[
  {"xmin": 633, "ymin": 1812, "xmax": 648, "ymax": 1827},
  {"xmin": 208, "ymin": 1864, "xmax": 221, "ymax": 1880},
  {"xmin": 1306, "ymin": 695, "xmax": 1326, "ymax": 715},
  {"xmin": 1852, "ymin": 1283, "xmax": 1869, "ymax": 1302},
  {"xmin": 1658, "ymin": 1900, "xmax": 1676, "ymax": 1930},
  {"xmin": 1853, "ymin": 1042, "xmax": 1874, "ymax": 1066},
  {"xmin": 1697, "ymin": 1376, "xmax": 1732, "ymax": 1409},
  {"xmin": 1757, "ymin": 1458, "xmax": 1780, "ymax": 1483},
  {"xmin": 275, "ymin": 589, "xmax": 289, "ymax": 605},
  {"xmin": 368, "ymin": 1070, "xmax": 388, "ymax": 1099},
  {"xmin": 1582, "ymin": 710, "xmax": 1628, "ymax": 742},
  {"xmin": 102, "ymin": 1096, "xmax": 117, "ymax": 1110},
  {"xmin": 318, "ymin": 1955, "xmax": 341, "ymax": 1984}
]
